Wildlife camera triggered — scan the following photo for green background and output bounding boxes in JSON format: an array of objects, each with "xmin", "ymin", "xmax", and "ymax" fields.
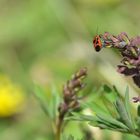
[{"xmin": 0, "ymin": 0, "xmax": 140, "ymax": 140}]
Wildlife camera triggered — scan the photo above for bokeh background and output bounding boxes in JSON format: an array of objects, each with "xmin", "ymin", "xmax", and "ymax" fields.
[{"xmin": 0, "ymin": 0, "xmax": 140, "ymax": 140}]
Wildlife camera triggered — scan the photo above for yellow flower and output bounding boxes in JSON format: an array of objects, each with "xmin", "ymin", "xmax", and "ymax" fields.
[{"xmin": 0, "ymin": 74, "xmax": 24, "ymax": 117}]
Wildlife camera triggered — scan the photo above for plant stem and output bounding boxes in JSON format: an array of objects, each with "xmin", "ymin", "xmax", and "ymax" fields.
[{"xmin": 56, "ymin": 115, "xmax": 64, "ymax": 140}]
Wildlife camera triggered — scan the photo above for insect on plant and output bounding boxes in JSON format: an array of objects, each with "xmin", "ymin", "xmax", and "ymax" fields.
[
  {"xmin": 93, "ymin": 35, "xmax": 103, "ymax": 52},
  {"xmin": 93, "ymin": 33, "xmax": 113, "ymax": 52}
]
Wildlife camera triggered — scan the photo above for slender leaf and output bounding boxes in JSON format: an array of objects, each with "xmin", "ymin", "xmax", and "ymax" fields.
[
  {"xmin": 115, "ymin": 99, "xmax": 134, "ymax": 131},
  {"xmin": 81, "ymin": 101, "xmax": 109, "ymax": 115},
  {"xmin": 124, "ymin": 86, "xmax": 135, "ymax": 129},
  {"xmin": 136, "ymin": 117, "xmax": 140, "ymax": 130},
  {"xmin": 66, "ymin": 112, "xmax": 96, "ymax": 122},
  {"xmin": 89, "ymin": 122, "xmax": 129, "ymax": 133},
  {"xmin": 49, "ymin": 85, "xmax": 61, "ymax": 119},
  {"xmin": 137, "ymin": 105, "xmax": 140, "ymax": 117},
  {"xmin": 34, "ymin": 84, "xmax": 49, "ymax": 116},
  {"xmin": 112, "ymin": 85, "xmax": 120, "ymax": 96},
  {"xmin": 96, "ymin": 114, "xmax": 129, "ymax": 130}
]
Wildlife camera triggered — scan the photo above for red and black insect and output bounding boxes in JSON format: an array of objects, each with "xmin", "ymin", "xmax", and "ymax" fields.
[{"xmin": 93, "ymin": 35, "xmax": 102, "ymax": 52}]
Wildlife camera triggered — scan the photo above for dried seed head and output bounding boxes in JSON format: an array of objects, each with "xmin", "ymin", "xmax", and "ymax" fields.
[
  {"xmin": 58, "ymin": 67, "xmax": 87, "ymax": 119},
  {"xmin": 132, "ymin": 96, "xmax": 140, "ymax": 103},
  {"xmin": 96, "ymin": 32, "xmax": 140, "ymax": 88}
]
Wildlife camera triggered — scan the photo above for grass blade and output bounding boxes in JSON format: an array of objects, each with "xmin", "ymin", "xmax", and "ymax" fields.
[
  {"xmin": 124, "ymin": 86, "xmax": 135, "ymax": 130},
  {"xmin": 115, "ymin": 99, "xmax": 134, "ymax": 131}
]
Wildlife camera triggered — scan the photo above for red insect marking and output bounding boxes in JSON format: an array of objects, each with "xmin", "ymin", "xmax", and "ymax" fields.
[{"xmin": 93, "ymin": 35, "xmax": 102, "ymax": 52}]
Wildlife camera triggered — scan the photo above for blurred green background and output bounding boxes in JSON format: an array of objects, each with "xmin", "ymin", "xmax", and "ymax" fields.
[{"xmin": 0, "ymin": 0, "xmax": 140, "ymax": 140}]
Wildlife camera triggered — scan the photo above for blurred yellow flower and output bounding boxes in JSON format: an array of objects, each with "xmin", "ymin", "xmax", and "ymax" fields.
[{"xmin": 0, "ymin": 74, "xmax": 24, "ymax": 117}]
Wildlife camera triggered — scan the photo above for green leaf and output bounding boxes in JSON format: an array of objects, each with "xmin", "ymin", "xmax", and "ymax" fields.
[
  {"xmin": 102, "ymin": 85, "xmax": 118, "ymax": 104},
  {"xmin": 68, "ymin": 112, "xmax": 129, "ymax": 133},
  {"xmin": 136, "ymin": 117, "xmax": 140, "ymax": 130},
  {"xmin": 66, "ymin": 112, "xmax": 96, "ymax": 122},
  {"xmin": 137, "ymin": 105, "xmax": 140, "ymax": 117},
  {"xmin": 96, "ymin": 114, "xmax": 129, "ymax": 130},
  {"xmin": 81, "ymin": 101, "xmax": 109, "ymax": 116},
  {"xmin": 34, "ymin": 84, "xmax": 49, "ymax": 116},
  {"xmin": 90, "ymin": 123, "xmax": 129, "ymax": 133},
  {"xmin": 112, "ymin": 85, "xmax": 120, "ymax": 96},
  {"xmin": 115, "ymin": 99, "xmax": 134, "ymax": 131},
  {"xmin": 103, "ymin": 84, "xmax": 112, "ymax": 93},
  {"xmin": 124, "ymin": 86, "xmax": 135, "ymax": 129},
  {"xmin": 49, "ymin": 85, "xmax": 61, "ymax": 119},
  {"xmin": 89, "ymin": 113, "xmax": 129, "ymax": 133},
  {"xmin": 34, "ymin": 84, "xmax": 60, "ymax": 120}
]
